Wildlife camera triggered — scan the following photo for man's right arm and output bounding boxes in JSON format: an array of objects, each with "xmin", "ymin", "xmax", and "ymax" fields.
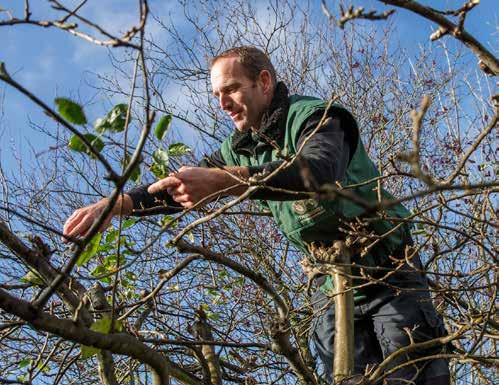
[
  {"xmin": 62, "ymin": 194, "xmax": 134, "ymax": 241},
  {"xmin": 62, "ymin": 151, "xmax": 227, "ymax": 240}
]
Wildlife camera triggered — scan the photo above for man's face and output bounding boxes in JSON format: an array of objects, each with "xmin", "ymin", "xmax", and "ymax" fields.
[{"xmin": 210, "ymin": 57, "xmax": 272, "ymax": 132}]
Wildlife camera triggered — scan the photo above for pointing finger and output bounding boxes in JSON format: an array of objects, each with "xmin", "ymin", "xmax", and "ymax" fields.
[{"xmin": 148, "ymin": 176, "xmax": 182, "ymax": 194}]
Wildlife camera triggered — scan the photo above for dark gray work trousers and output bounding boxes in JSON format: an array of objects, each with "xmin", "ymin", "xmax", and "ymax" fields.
[{"xmin": 311, "ymin": 258, "xmax": 451, "ymax": 384}]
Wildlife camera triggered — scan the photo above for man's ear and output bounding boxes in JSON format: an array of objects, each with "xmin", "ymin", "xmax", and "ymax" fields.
[{"xmin": 259, "ymin": 70, "xmax": 273, "ymax": 95}]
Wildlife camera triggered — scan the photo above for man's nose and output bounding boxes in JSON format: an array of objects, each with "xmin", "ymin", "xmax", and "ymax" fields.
[{"xmin": 219, "ymin": 94, "xmax": 232, "ymax": 111}]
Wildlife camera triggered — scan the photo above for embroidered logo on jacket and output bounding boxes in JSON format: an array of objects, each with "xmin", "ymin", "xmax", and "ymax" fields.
[{"xmin": 292, "ymin": 199, "xmax": 325, "ymax": 221}]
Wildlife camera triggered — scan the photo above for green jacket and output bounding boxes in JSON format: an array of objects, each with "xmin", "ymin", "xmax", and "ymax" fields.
[{"xmin": 220, "ymin": 95, "xmax": 411, "ymax": 268}]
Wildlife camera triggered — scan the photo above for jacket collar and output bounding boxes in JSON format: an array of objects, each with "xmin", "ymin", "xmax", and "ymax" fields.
[{"xmin": 231, "ymin": 82, "xmax": 290, "ymax": 156}]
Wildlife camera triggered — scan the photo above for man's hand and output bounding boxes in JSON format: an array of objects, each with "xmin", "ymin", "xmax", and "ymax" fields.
[
  {"xmin": 62, "ymin": 195, "xmax": 133, "ymax": 242},
  {"xmin": 148, "ymin": 166, "xmax": 248, "ymax": 209}
]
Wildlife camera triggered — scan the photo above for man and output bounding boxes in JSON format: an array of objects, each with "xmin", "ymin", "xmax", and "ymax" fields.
[{"xmin": 63, "ymin": 46, "xmax": 450, "ymax": 384}]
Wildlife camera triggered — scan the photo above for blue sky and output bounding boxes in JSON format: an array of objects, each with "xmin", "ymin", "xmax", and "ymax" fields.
[
  {"xmin": 0, "ymin": 3, "xmax": 496, "ymax": 382},
  {"xmin": 0, "ymin": 0, "xmax": 497, "ymax": 172}
]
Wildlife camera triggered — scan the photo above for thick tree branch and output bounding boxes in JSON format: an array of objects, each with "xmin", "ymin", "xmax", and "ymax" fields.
[
  {"xmin": 0, "ymin": 288, "xmax": 201, "ymax": 385},
  {"xmin": 380, "ymin": 0, "xmax": 499, "ymax": 75}
]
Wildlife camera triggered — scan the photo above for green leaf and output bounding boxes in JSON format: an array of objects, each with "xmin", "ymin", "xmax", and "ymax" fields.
[
  {"xmin": 97, "ymin": 242, "xmax": 114, "ymax": 253},
  {"xmin": 154, "ymin": 114, "xmax": 172, "ymax": 141},
  {"xmin": 21, "ymin": 270, "xmax": 45, "ymax": 286},
  {"xmin": 68, "ymin": 133, "xmax": 104, "ymax": 157},
  {"xmin": 122, "ymin": 218, "xmax": 137, "ymax": 230},
  {"xmin": 125, "ymin": 271, "xmax": 137, "ymax": 281},
  {"xmin": 207, "ymin": 288, "xmax": 219, "ymax": 296},
  {"xmin": 76, "ymin": 233, "xmax": 102, "ymax": 267},
  {"xmin": 81, "ymin": 317, "xmax": 123, "ymax": 359},
  {"xmin": 152, "ymin": 148, "xmax": 169, "ymax": 165},
  {"xmin": 150, "ymin": 148, "xmax": 169, "ymax": 179},
  {"xmin": 91, "ymin": 265, "xmax": 112, "ymax": 284},
  {"xmin": 207, "ymin": 312, "xmax": 220, "ymax": 321},
  {"xmin": 105, "ymin": 228, "xmax": 119, "ymax": 243},
  {"xmin": 95, "ymin": 104, "xmax": 129, "ymax": 133},
  {"xmin": 150, "ymin": 163, "xmax": 168, "ymax": 179},
  {"xmin": 18, "ymin": 358, "xmax": 31, "ymax": 369},
  {"xmin": 218, "ymin": 270, "xmax": 228, "ymax": 279},
  {"xmin": 122, "ymin": 154, "xmax": 141, "ymax": 183},
  {"xmin": 168, "ymin": 143, "xmax": 191, "ymax": 157},
  {"xmin": 92, "ymin": 317, "xmax": 113, "ymax": 333},
  {"xmin": 81, "ymin": 345, "xmax": 100, "ymax": 359},
  {"xmin": 103, "ymin": 254, "xmax": 126, "ymax": 268},
  {"xmin": 129, "ymin": 166, "xmax": 140, "ymax": 183},
  {"xmin": 36, "ymin": 361, "xmax": 50, "ymax": 373},
  {"xmin": 159, "ymin": 215, "xmax": 177, "ymax": 229},
  {"xmin": 55, "ymin": 98, "xmax": 87, "ymax": 125}
]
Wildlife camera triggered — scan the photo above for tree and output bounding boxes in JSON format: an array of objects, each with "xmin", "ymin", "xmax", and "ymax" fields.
[{"xmin": 0, "ymin": 1, "xmax": 496, "ymax": 384}]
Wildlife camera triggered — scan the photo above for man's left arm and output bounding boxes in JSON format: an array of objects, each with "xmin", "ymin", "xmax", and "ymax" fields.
[
  {"xmin": 155, "ymin": 109, "xmax": 357, "ymax": 208},
  {"xmin": 246, "ymin": 109, "xmax": 356, "ymax": 200}
]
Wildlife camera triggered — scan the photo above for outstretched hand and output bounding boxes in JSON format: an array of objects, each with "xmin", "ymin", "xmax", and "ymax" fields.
[
  {"xmin": 62, "ymin": 196, "xmax": 132, "ymax": 242},
  {"xmin": 148, "ymin": 166, "xmax": 247, "ymax": 209}
]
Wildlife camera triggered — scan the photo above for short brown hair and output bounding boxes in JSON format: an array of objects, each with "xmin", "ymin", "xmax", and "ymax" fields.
[{"xmin": 210, "ymin": 46, "xmax": 277, "ymax": 84}]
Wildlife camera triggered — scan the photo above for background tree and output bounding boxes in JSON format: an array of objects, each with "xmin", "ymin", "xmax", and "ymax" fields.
[{"xmin": 0, "ymin": 1, "xmax": 496, "ymax": 385}]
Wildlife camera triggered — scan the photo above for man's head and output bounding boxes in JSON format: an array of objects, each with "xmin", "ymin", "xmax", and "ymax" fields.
[{"xmin": 210, "ymin": 46, "xmax": 277, "ymax": 132}]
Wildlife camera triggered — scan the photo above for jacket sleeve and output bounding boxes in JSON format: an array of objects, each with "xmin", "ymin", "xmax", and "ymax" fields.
[
  {"xmin": 127, "ymin": 108, "xmax": 357, "ymax": 213},
  {"xmin": 126, "ymin": 150, "xmax": 227, "ymax": 216},
  {"xmin": 247, "ymin": 109, "xmax": 357, "ymax": 200}
]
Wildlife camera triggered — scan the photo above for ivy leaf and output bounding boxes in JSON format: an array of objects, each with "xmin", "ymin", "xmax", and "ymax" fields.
[
  {"xmin": 92, "ymin": 317, "xmax": 112, "ymax": 333},
  {"xmin": 95, "ymin": 104, "xmax": 129, "ymax": 133},
  {"xmin": 21, "ymin": 270, "xmax": 45, "ymax": 286},
  {"xmin": 168, "ymin": 143, "xmax": 191, "ymax": 157},
  {"xmin": 76, "ymin": 233, "xmax": 102, "ymax": 267},
  {"xmin": 55, "ymin": 98, "xmax": 87, "ymax": 125},
  {"xmin": 154, "ymin": 114, "xmax": 172, "ymax": 141},
  {"xmin": 68, "ymin": 133, "xmax": 104, "ymax": 157},
  {"xmin": 81, "ymin": 317, "xmax": 123, "ymax": 359},
  {"xmin": 81, "ymin": 345, "xmax": 100, "ymax": 360}
]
